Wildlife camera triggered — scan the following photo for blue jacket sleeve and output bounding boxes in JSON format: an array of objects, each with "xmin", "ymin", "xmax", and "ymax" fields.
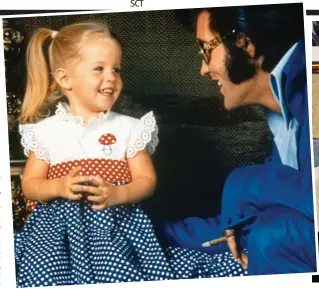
[{"xmin": 219, "ymin": 150, "xmax": 314, "ymax": 231}]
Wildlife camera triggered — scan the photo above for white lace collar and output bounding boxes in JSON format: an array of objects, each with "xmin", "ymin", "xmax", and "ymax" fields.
[{"xmin": 55, "ymin": 102, "xmax": 111, "ymax": 126}]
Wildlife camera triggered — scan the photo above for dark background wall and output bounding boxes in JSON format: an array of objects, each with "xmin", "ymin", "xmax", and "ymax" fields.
[{"xmin": 5, "ymin": 9, "xmax": 272, "ymax": 222}]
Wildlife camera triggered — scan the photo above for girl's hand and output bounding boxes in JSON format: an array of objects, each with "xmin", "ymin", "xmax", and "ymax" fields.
[
  {"xmin": 84, "ymin": 175, "xmax": 122, "ymax": 210},
  {"xmin": 58, "ymin": 166, "xmax": 91, "ymax": 201}
]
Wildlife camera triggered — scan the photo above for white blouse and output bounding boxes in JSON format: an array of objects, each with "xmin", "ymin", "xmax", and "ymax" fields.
[{"xmin": 19, "ymin": 102, "xmax": 159, "ymax": 168}]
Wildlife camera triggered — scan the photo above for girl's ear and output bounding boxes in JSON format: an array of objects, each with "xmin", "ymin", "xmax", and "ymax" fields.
[{"xmin": 54, "ymin": 68, "xmax": 72, "ymax": 91}]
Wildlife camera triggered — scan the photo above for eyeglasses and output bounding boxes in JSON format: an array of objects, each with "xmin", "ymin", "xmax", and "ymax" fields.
[{"xmin": 197, "ymin": 29, "xmax": 236, "ymax": 64}]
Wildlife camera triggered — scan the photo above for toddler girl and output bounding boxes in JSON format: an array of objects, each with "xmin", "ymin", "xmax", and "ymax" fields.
[{"xmin": 15, "ymin": 22, "xmax": 245, "ymax": 287}]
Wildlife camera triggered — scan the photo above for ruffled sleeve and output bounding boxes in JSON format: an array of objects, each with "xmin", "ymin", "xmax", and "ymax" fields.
[
  {"xmin": 19, "ymin": 123, "xmax": 50, "ymax": 164},
  {"xmin": 126, "ymin": 111, "xmax": 159, "ymax": 158}
]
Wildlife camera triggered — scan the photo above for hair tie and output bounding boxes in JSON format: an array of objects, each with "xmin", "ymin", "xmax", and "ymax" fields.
[
  {"xmin": 42, "ymin": 34, "xmax": 54, "ymax": 77},
  {"xmin": 51, "ymin": 31, "xmax": 58, "ymax": 39}
]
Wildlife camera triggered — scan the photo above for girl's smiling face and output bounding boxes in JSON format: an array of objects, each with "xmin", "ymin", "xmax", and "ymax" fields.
[{"xmin": 65, "ymin": 36, "xmax": 123, "ymax": 120}]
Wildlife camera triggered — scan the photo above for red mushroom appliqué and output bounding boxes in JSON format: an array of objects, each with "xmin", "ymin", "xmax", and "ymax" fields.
[{"xmin": 99, "ymin": 133, "xmax": 117, "ymax": 156}]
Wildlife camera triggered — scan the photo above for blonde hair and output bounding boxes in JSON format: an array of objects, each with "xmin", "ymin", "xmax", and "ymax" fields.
[{"xmin": 20, "ymin": 22, "xmax": 116, "ymax": 124}]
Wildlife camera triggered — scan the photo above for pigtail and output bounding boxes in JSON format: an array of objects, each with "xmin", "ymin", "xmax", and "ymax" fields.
[{"xmin": 20, "ymin": 28, "xmax": 54, "ymax": 124}]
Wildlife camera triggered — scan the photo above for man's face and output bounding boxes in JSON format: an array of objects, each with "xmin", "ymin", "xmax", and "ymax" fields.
[{"xmin": 196, "ymin": 11, "xmax": 257, "ymax": 110}]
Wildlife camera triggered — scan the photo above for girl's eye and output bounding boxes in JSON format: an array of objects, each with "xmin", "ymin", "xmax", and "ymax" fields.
[
  {"xmin": 113, "ymin": 67, "xmax": 121, "ymax": 74},
  {"xmin": 94, "ymin": 66, "xmax": 103, "ymax": 71}
]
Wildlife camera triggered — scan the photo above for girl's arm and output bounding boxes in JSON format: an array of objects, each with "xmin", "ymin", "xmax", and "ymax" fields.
[
  {"xmin": 22, "ymin": 152, "xmax": 59, "ymax": 202},
  {"xmin": 86, "ymin": 148, "xmax": 156, "ymax": 209},
  {"xmin": 22, "ymin": 152, "xmax": 91, "ymax": 203},
  {"xmin": 119, "ymin": 148, "xmax": 157, "ymax": 204}
]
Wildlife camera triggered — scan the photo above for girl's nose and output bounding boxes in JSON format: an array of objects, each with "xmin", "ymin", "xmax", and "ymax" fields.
[{"xmin": 104, "ymin": 71, "xmax": 116, "ymax": 82}]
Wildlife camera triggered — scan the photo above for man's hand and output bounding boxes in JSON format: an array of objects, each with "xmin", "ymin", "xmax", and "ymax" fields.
[{"xmin": 226, "ymin": 233, "xmax": 248, "ymax": 270}]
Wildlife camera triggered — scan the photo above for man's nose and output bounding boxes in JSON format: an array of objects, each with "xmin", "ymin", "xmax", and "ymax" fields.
[{"xmin": 200, "ymin": 60, "xmax": 210, "ymax": 76}]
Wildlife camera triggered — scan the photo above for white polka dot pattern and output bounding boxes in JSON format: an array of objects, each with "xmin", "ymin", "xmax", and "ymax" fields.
[
  {"xmin": 47, "ymin": 158, "xmax": 132, "ymax": 183},
  {"xmin": 15, "ymin": 109, "xmax": 247, "ymax": 286},
  {"xmin": 26, "ymin": 159, "xmax": 132, "ymax": 221},
  {"xmin": 99, "ymin": 133, "xmax": 117, "ymax": 145},
  {"xmin": 15, "ymin": 199, "xmax": 246, "ymax": 287}
]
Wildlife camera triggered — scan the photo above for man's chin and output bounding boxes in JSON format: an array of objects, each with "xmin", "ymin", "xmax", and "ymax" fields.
[
  {"xmin": 223, "ymin": 99, "xmax": 237, "ymax": 111},
  {"xmin": 224, "ymin": 100, "xmax": 249, "ymax": 111}
]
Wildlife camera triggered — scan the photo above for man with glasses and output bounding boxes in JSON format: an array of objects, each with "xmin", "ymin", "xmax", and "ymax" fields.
[{"xmin": 160, "ymin": 4, "xmax": 316, "ymax": 275}]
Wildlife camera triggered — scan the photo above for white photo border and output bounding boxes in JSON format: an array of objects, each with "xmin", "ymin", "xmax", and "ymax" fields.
[{"xmin": 0, "ymin": 1, "xmax": 317, "ymax": 288}]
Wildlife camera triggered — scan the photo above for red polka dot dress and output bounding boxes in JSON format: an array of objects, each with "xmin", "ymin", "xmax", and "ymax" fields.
[{"xmin": 15, "ymin": 102, "xmax": 245, "ymax": 287}]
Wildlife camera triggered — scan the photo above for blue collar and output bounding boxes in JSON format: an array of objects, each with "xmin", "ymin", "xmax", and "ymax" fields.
[
  {"xmin": 266, "ymin": 40, "xmax": 305, "ymax": 170},
  {"xmin": 269, "ymin": 40, "xmax": 306, "ymax": 126},
  {"xmin": 269, "ymin": 40, "xmax": 305, "ymax": 127}
]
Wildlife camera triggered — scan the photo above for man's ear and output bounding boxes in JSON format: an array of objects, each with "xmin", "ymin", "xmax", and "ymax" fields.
[
  {"xmin": 245, "ymin": 39, "xmax": 256, "ymax": 59},
  {"xmin": 235, "ymin": 33, "xmax": 256, "ymax": 58},
  {"xmin": 54, "ymin": 68, "xmax": 72, "ymax": 91}
]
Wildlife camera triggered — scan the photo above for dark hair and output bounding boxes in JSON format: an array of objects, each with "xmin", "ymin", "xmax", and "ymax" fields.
[{"xmin": 175, "ymin": 3, "xmax": 305, "ymax": 84}]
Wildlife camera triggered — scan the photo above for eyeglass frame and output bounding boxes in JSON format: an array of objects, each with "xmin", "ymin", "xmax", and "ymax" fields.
[{"xmin": 196, "ymin": 29, "xmax": 236, "ymax": 64}]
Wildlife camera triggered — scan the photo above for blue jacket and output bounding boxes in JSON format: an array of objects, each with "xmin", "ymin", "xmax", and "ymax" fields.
[{"xmin": 219, "ymin": 40, "xmax": 314, "ymax": 232}]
